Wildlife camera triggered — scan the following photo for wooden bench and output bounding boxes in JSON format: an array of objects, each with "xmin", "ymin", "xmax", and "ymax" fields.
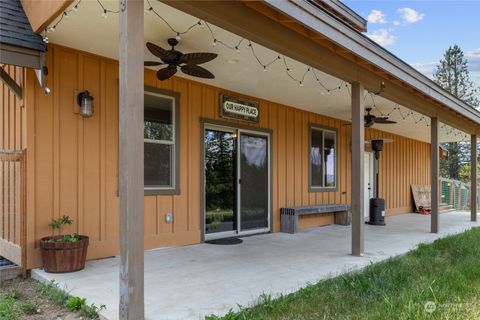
[{"xmin": 280, "ymin": 204, "xmax": 350, "ymax": 234}]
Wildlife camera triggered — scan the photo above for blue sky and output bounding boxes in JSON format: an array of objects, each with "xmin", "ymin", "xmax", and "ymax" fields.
[{"xmin": 343, "ymin": 1, "xmax": 480, "ymax": 87}]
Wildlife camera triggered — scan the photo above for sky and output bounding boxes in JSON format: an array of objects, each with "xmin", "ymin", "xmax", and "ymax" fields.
[{"xmin": 343, "ymin": 0, "xmax": 480, "ymax": 88}]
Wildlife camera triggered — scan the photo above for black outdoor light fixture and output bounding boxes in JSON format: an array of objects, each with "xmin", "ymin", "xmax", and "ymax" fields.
[{"xmin": 77, "ymin": 90, "xmax": 94, "ymax": 118}]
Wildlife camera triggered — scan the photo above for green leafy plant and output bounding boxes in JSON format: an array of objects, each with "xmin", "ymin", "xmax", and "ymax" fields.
[
  {"xmin": 65, "ymin": 296, "xmax": 86, "ymax": 312},
  {"xmin": 80, "ymin": 303, "xmax": 106, "ymax": 319},
  {"xmin": 0, "ymin": 294, "xmax": 19, "ymax": 320},
  {"xmin": 47, "ymin": 214, "xmax": 80, "ymax": 243}
]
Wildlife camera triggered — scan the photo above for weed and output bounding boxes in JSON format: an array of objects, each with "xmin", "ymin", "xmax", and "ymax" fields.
[
  {"xmin": 65, "ymin": 295, "xmax": 86, "ymax": 312},
  {"xmin": 36, "ymin": 280, "xmax": 69, "ymax": 305}
]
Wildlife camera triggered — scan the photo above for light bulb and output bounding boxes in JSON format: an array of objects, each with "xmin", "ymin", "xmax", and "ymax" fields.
[
  {"xmin": 212, "ymin": 39, "xmax": 217, "ymax": 47},
  {"xmin": 102, "ymin": 9, "xmax": 107, "ymax": 18},
  {"xmin": 263, "ymin": 66, "xmax": 267, "ymax": 72},
  {"xmin": 72, "ymin": 5, "xmax": 78, "ymax": 12},
  {"xmin": 176, "ymin": 33, "xmax": 181, "ymax": 41}
]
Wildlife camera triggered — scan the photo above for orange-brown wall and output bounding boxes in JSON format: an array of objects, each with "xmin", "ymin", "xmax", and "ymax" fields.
[{"xmin": 23, "ymin": 44, "xmax": 431, "ymax": 269}]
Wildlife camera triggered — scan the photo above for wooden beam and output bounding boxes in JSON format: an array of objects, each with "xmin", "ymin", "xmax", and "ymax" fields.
[
  {"xmin": 118, "ymin": 0, "xmax": 144, "ymax": 319},
  {"xmin": 0, "ymin": 67, "xmax": 22, "ymax": 99},
  {"xmin": 351, "ymin": 82, "xmax": 365, "ymax": 256},
  {"xmin": 471, "ymin": 134, "xmax": 477, "ymax": 222},
  {"xmin": 431, "ymin": 117, "xmax": 439, "ymax": 233}
]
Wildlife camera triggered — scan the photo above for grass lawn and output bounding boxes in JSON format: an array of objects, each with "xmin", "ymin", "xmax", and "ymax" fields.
[{"xmin": 207, "ymin": 227, "xmax": 480, "ymax": 320}]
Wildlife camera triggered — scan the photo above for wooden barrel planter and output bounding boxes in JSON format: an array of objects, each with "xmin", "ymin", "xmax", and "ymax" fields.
[{"xmin": 39, "ymin": 235, "xmax": 89, "ymax": 273}]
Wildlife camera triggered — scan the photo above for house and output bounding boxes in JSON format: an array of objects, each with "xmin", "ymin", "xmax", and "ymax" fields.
[{"xmin": 1, "ymin": 0, "xmax": 479, "ymax": 318}]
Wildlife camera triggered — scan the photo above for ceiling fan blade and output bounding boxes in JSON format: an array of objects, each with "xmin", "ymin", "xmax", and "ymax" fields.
[
  {"xmin": 156, "ymin": 66, "xmax": 177, "ymax": 81},
  {"xmin": 374, "ymin": 118, "xmax": 397, "ymax": 124},
  {"xmin": 180, "ymin": 52, "xmax": 218, "ymax": 65},
  {"xmin": 146, "ymin": 42, "xmax": 170, "ymax": 59},
  {"xmin": 144, "ymin": 61, "xmax": 163, "ymax": 66},
  {"xmin": 365, "ymin": 122, "xmax": 375, "ymax": 128},
  {"xmin": 181, "ymin": 65, "xmax": 215, "ymax": 79}
]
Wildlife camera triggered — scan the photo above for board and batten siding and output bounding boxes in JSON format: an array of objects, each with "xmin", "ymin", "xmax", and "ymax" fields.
[{"xmin": 23, "ymin": 44, "xmax": 430, "ymax": 268}]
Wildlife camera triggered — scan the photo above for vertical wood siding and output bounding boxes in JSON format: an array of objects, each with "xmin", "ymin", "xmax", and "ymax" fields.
[
  {"xmin": 24, "ymin": 45, "xmax": 431, "ymax": 268},
  {"xmin": 0, "ymin": 66, "xmax": 25, "ymax": 256}
]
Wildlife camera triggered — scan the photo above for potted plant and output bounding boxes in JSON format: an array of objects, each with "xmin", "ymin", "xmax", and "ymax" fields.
[{"xmin": 39, "ymin": 215, "xmax": 89, "ymax": 273}]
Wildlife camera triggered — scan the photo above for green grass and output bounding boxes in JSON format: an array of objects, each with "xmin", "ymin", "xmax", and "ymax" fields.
[{"xmin": 206, "ymin": 227, "xmax": 480, "ymax": 320}]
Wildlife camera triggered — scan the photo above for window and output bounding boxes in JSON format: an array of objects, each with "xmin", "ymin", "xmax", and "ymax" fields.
[
  {"xmin": 144, "ymin": 88, "xmax": 179, "ymax": 194},
  {"xmin": 310, "ymin": 125, "xmax": 337, "ymax": 191}
]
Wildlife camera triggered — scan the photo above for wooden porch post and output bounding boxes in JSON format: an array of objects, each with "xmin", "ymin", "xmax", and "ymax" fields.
[
  {"xmin": 351, "ymin": 82, "xmax": 364, "ymax": 256},
  {"xmin": 471, "ymin": 134, "xmax": 477, "ymax": 222},
  {"xmin": 119, "ymin": 0, "xmax": 144, "ymax": 319},
  {"xmin": 431, "ymin": 117, "xmax": 439, "ymax": 233}
]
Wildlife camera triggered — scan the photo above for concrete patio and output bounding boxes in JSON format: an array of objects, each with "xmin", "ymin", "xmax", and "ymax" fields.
[{"xmin": 32, "ymin": 211, "xmax": 478, "ymax": 320}]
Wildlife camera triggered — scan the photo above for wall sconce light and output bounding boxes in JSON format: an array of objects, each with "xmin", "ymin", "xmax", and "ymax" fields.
[{"xmin": 76, "ymin": 90, "xmax": 94, "ymax": 117}]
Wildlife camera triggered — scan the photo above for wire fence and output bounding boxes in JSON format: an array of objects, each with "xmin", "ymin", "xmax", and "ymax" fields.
[{"xmin": 440, "ymin": 177, "xmax": 477, "ymax": 210}]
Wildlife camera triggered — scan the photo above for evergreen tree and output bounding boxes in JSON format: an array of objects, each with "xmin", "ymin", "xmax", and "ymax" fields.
[
  {"xmin": 434, "ymin": 45, "xmax": 480, "ymax": 179},
  {"xmin": 433, "ymin": 45, "xmax": 480, "ymax": 107}
]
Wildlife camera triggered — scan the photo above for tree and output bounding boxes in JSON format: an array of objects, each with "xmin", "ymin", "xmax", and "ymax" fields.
[
  {"xmin": 434, "ymin": 45, "xmax": 480, "ymax": 179},
  {"xmin": 433, "ymin": 45, "xmax": 480, "ymax": 108}
]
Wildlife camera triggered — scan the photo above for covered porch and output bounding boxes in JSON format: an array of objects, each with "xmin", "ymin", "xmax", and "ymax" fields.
[
  {"xmin": 32, "ymin": 211, "xmax": 479, "ymax": 320},
  {"xmin": 11, "ymin": 0, "xmax": 480, "ymax": 319}
]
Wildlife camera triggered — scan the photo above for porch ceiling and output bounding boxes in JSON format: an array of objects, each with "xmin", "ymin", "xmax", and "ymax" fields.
[{"xmin": 44, "ymin": 0, "xmax": 466, "ymax": 143}]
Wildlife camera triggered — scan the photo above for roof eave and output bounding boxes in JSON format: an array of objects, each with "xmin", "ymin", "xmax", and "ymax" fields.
[{"xmin": 267, "ymin": 0, "xmax": 480, "ymax": 125}]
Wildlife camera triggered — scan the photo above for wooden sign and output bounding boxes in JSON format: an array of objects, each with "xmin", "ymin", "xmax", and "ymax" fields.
[{"xmin": 220, "ymin": 93, "xmax": 259, "ymax": 123}]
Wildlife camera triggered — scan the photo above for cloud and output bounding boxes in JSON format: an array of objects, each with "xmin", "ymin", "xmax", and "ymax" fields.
[
  {"xmin": 393, "ymin": 20, "xmax": 400, "ymax": 26},
  {"xmin": 367, "ymin": 10, "xmax": 387, "ymax": 24},
  {"xmin": 466, "ymin": 48, "xmax": 480, "ymax": 72},
  {"xmin": 411, "ymin": 62, "xmax": 437, "ymax": 78},
  {"xmin": 398, "ymin": 8, "xmax": 425, "ymax": 24},
  {"xmin": 367, "ymin": 29, "xmax": 397, "ymax": 46}
]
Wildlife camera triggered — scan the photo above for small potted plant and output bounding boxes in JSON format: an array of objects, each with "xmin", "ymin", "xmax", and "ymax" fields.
[{"xmin": 39, "ymin": 214, "xmax": 89, "ymax": 273}]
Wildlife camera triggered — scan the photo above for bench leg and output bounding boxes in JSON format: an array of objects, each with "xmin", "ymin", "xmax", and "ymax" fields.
[{"xmin": 334, "ymin": 211, "xmax": 350, "ymax": 226}]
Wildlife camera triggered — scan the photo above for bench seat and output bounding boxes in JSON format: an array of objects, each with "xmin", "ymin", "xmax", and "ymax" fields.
[{"xmin": 280, "ymin": 204, "xmax": 350, "ymax": 234}]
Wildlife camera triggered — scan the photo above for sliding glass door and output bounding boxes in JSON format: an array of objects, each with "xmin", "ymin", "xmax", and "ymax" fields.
[{"xmin": 204, "ymin": 125, "xmax": 270, "ymax": 240}]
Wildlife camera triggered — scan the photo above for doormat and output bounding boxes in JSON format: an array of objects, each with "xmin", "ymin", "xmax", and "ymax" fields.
[{"xmin": 205, "ymin": 237, "xmax": 243, "ymax": 245}]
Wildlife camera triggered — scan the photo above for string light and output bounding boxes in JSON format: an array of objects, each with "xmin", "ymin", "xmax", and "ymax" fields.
[{"xmin": 368, "ymin": 93, "xmax": 469, "ymax": 140}]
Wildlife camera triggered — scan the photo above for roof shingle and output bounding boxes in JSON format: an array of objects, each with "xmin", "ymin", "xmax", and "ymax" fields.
[{"xmin": 0, "ymin": 0, "xmax": 46, "ymax": 52}]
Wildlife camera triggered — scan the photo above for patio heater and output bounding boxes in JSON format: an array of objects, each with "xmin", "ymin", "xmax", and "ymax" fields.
[{"xmin": 368, "ymin": 139, "xmax": 386, "ymax": 226}]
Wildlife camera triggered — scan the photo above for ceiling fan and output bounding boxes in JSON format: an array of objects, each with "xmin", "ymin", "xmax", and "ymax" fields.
[
  {"xmin": 145, "ymin": 38, "xmax": 218, "ymax": 81},
  {"xmin": 364, "ymin": 107, "xmax": 397, "ymax": 127}
]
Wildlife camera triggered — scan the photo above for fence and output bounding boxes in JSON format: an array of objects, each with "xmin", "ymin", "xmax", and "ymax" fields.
[
  {"xmin": 0, "ymin": 150, "xmax": 26, "ymax": 270},
  {"xmin": 439, "ymin": 177, "xmax": 477, "ymax": 211}
]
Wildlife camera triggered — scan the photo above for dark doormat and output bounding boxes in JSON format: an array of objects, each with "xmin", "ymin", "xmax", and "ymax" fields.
[{"xmin": 205, "ymin": 237, "xmax": 243, "ymax": 245}]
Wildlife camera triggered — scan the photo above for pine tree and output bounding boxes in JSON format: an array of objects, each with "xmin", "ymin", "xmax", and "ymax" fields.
[
  {"xmin": 433, "ymin": 45, "xmax": 480, "ymax": 108},
  {"xmin": 434, "ymin": 45, "xmax": 480, "ymax": 179}
]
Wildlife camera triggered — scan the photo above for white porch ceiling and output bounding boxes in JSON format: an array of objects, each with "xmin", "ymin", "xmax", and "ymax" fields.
[{"xmin": 44, "ymin": 0, "xmax": 467, "ymax": 143}]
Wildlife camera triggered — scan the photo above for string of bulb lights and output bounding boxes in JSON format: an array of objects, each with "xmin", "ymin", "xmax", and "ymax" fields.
[
  {"xmin": 42, "ymin": 0, "xmax": 468, "ymax": 141},
  {"xmin": 367, "ymin": 93, "xmax": 469, "ymax": 140}
]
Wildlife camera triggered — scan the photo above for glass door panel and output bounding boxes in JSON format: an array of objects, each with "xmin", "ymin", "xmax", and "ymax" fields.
[
  {"xmin": 204, "ymin": 129, "xmax": 236, "ymax": 235},
  {"xmin": 239, "ymin": 133, "xmax": 269, "ymax": 231}
]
